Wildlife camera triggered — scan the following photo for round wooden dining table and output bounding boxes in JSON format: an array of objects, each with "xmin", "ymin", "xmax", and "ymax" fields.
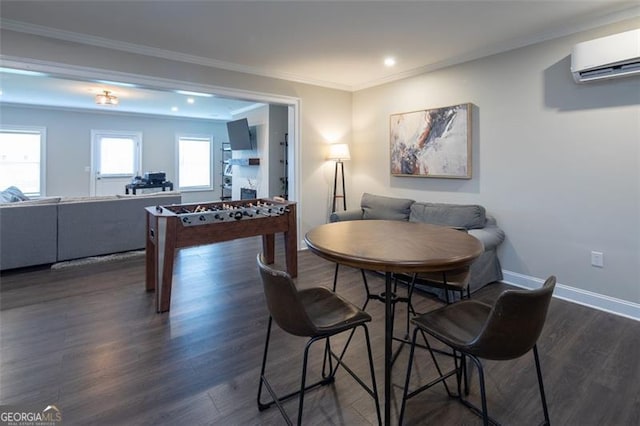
[{"xmin": 304, "ymin": 220, "xmax": 484, "ymax": 425}]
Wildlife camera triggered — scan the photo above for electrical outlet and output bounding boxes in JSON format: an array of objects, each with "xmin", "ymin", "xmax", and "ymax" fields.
[{"xmin": 591, "ymin": 251, "xmax": 604, "ymax": 268}]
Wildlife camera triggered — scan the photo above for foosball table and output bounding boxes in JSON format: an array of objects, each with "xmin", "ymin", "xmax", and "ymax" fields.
[{"xmin": 145, "ymin": 198, "xmax": 297, "ymax": 313}]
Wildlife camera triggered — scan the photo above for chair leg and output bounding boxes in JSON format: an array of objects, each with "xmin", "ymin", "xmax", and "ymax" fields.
[
  {"xmin": 399, "ymin": 327, "xmax": 419, "ymax": 425},
  {"xmin": 460, "ymin": 354, "xmax": 490, "ymax": 426},
  {"xmin": 462, "ymin": 353, "xmax": 469, "ymax": 396},
  {"xmin": 451, "ymin": 351, "xmax": 469, "ymax": 397},
  {"xmin": 363, "ymin": 324, "xmax": 382, "ymax": 426},
  {"xmin": 533, "ymin": 344, "xmax": 551, "ymax": 425},
  {"xmin": 473, "ymin": 355, "xmax": 489, "ymax": 426},
  {"xmin": 257, "ymin": 317, "xmax": 274, "ymax": 411},
  {"xmin": 400, "ymin": 327, "xmax": 462, "ymax": 425},
  {"xmin": 453, "ymin": 350, "xmax": 463, "ymax": 397},
  {"xmin": 419, "ymin": 329, "xmax": 454, "ymax": 397},
  {"xmin": 321, "ymin": 337, "xmax": 334, "ymax": 379},
  {"xmin": 457, "ymin": 348, "xmax": 548, "ymax": 426},
  {"xmin": 321, "ymin": 325, "xmax": 381, "ymax": 424},
  {"xmin": 297, "ymin": 338, "xmax": 315, "ymax": 426},
  {"xmin": 258, "ymin": 325, "xmax": 333, "ymax": 424}
]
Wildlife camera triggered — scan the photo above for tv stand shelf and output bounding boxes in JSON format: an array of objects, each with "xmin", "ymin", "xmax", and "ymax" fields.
[{"xmin": 227, "ymin": 158, "xmax": 260, "ymax": 166}]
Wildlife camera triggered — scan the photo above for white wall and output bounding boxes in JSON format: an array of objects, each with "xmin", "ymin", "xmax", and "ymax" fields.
[
  {"xmin": 268, "ymin": 105, "xmax": 289, "ymax": 198},
  {"xmin": 0, "ymin": 105, "xmax": 228, "ymax": 203},
  {"xmin": 228, "ymin": 105, "xmax": 288, "ymax": 199},
  {"xmin": 352, "ymin": 19, "xmax": 640, "ymax": 304}
]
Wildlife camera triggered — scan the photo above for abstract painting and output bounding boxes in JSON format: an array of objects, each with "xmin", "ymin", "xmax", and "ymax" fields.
[{"xmin": 390, "ymin": 103, "xmax": 472, "ymax": 178}]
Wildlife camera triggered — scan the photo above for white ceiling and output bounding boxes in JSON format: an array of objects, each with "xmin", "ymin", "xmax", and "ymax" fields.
[
  {"xmin": 0, "ymin": 1, "xmax": 638, "ymax": 118},
  {"xmin": 0, "ymin": 70, "xmax": 266, "ymax": 120}
]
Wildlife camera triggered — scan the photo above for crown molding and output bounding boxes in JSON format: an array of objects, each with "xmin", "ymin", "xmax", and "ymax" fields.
[
  {"xmin": 0, "ymin": 54, "xmax": 300, "ymax": 108},
  {"xmin": 0, "ymin": 101, "xmax": 233, "ymax": 122},
  {"xmin": 0, "ymin": 18, "xmax": 353, "ymax": 92}
]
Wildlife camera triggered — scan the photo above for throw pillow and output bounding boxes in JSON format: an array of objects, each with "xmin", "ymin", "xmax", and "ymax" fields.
[
  {"xmin": 361, "ymin": 193, "xmax": 414, "ymax": 221},
  {"xmin": 0, "ymin": 186, "xmax": 30, "ymax": 203},
  {"xmin": 409, "ymin": 202, "xmax": 486, "ymax": 229}
]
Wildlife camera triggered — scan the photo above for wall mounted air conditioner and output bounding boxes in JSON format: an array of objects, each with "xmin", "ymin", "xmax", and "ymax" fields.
[{"xmin": 571, "ymin": 28, "xmax": 640, "ymax": 83}]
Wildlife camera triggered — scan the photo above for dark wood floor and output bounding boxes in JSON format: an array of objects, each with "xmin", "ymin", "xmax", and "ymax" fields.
[{"xmin": 1, "ymin": 237, "xmax": 638, "ymax": 425}]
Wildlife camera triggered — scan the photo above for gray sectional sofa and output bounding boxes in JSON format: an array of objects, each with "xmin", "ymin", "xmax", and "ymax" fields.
[
  {"xmin": 0, "ymin": 192, "xmax": 182, "ymax": 270},
  {"xmin": 330, "ymin": 192, "xmax": 505, "ymax": 295}
]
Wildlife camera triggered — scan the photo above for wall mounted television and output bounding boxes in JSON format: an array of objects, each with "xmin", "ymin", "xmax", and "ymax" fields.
[{"xmin": 226, "ymin": 118, "xmax": 253, "ymax": 150}]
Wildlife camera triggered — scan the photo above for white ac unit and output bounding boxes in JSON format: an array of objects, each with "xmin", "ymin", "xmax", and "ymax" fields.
[{"xmin": 571, "ymin": 28, "xmax": 640, "ymax": 83}]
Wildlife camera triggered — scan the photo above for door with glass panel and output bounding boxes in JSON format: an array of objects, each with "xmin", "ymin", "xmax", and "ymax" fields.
[{"xmin": 91, "ymin": 130, "xmax": 142, "ymax": 196}]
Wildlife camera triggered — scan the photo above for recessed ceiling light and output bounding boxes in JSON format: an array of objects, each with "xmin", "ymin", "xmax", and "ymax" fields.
[
  {"xmin": 384, "ymin": 57, "xmax": 396, "ymax": 67},
  {"xmin": 171, "ymin": 106, "xmax": 179, "ymax": 112},
  {"xmin": 175, "ymin": 90, "xmax": 213, "ymax": 97},
  {"xmin": 0, "ymin": 67, "xmax": 47, "ymax": 77},
  {"xmin": 187, "ymin": 98, "xmax": 195, "ymax": 104}
]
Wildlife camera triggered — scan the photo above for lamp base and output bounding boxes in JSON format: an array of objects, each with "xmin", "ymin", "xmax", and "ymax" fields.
[{"xmin": 332, "ymin": 161, "xmax": 347, "ymax": 212}]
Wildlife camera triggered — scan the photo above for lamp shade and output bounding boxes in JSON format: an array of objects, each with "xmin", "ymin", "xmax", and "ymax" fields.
[{"xmin": 326, "ymin": 143, "xmax": 351, "ymax": 161}]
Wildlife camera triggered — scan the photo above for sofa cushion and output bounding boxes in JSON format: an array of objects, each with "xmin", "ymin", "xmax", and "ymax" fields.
[
  {"xmin": 410, "ymin": 202, "xmax": 486, "ymax": 229},
  {"xmin": 361, "ymin": 192, "xmax": 414, "ymax": 221},
  {"xmin": 59, "ymin": 195, "xmax": 119, "ymax": 204},
  {"xmin": 0, "ymin": 197, "xmax": 61, "ymax": 206}
]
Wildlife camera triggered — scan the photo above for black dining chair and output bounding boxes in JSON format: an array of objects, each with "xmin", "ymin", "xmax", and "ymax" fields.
[
  {"xmin": 394, "ymin": 266, "xmax": 471, "ymax": 336},
  {"xmin": 256, "ymin": 254, "xmax": 381, "ymax": 426},
  {"xmin": 392, "ymin": 228, "xmax": 473, "ymax": 348},
  {"xmin": 399, "ymin": 276, "xmax": 556, "ymax": 426}
]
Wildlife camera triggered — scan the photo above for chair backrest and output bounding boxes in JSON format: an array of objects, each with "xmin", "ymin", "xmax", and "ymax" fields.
[
  {"xmin": 256, "ymin": 254, "xmax": 317, "ymax": 337},
  {"xmin": 469, "ymin": 276, "xmax": 556, "ymax": 360}
]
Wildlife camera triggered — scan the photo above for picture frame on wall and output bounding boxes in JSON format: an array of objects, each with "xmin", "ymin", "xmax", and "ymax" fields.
[{"xmin": 390, "ymin": 103, "xmax": 472, "ymax": 179}]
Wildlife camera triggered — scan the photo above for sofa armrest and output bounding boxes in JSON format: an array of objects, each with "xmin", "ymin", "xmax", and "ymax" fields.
[
  {"xmin": 329, "ymin": 209, "xmax": 363, "ymax": 222},
  {"xmin": 468, "ymin": 223, "xmax": 505, "ymax": 251}
]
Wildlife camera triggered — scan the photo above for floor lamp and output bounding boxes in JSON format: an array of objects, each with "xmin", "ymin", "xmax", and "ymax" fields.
[{"xmin": 327, "ymin": 143, "xmax": 350, "ymax": 212}]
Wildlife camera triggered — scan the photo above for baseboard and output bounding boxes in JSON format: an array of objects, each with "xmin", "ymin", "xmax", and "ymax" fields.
[{"xmin": 502, "ymin": 270, "xmax": 640, "ymax": 322}]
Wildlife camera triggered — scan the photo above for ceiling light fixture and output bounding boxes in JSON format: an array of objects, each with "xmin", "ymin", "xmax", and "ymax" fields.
[
  {"xmin": 171, "ymin": 106, "xmax": 179, "ymax": 112},
  {"xmin": 384, "ymin": 57, "xmax": 396, "ymax": 67},
  {"xmin": 95, "ymin": 90, "xmax": 119, "ymax": 106},
  {"xmin": 187, "ymin": 98, "xmax": 195, "ymax": 104}
]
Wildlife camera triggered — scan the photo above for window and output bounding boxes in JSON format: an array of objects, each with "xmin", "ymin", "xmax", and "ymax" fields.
[
  {"xmin": 0, "ymin": 126, "xmax": 46, "ymax": 196},
  {"xmin": 177, "ymin": 135, "xmax": 213, "ymax": 191},
  {"xmin": 91, "ymin": 130, "xmax": 141, "ymax": 177}
]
